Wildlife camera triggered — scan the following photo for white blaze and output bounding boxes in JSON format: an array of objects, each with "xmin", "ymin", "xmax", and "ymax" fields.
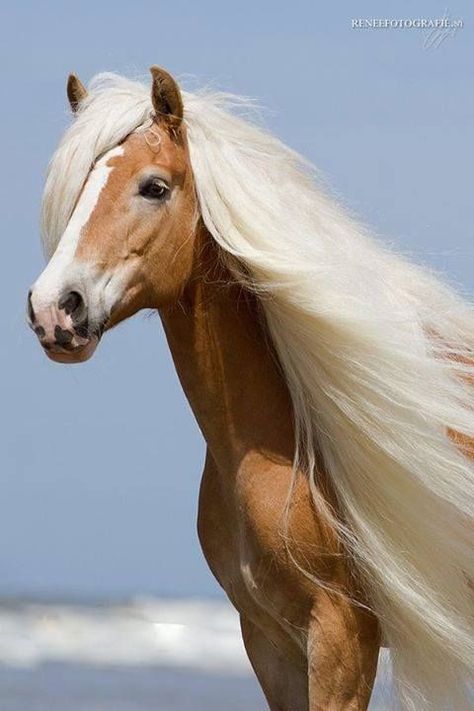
[{"xmin": 31, "ymin": 146, "xmax": 124, "ymax": 311}]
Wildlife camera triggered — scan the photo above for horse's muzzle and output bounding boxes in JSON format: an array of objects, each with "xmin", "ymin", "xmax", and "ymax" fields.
[{"xmin": 27, "ymin": 287, "xmax": 102, "ymax": 363}]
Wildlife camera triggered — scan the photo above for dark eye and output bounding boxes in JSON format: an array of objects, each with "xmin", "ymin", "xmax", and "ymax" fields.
[{"xmin": 138, "ymin": 177, "xmax": 169, "ymax": 201}]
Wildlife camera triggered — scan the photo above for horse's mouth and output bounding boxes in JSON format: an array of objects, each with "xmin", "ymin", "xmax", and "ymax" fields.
[
  {"xmin": 38, "ymin": 319, "xmax": 107, "ymax": 364},
  {"xmin": 42, "ymin": 332, "xmax": 102, "ymax": 364}
]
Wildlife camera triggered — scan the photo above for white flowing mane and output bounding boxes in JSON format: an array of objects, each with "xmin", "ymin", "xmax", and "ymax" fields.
[{"xmin": 42, "ymin": 73, "xmax": 474, "ymax": 709}]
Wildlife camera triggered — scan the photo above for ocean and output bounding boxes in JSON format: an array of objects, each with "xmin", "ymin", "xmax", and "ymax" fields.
[{"xmin": 0, "ymin": 598, "xmax": 391, "ymax": 709}]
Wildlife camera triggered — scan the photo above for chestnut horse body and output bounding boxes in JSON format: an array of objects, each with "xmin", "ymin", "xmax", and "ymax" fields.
[
  {"xmin": 162, "ymin": 238, "xmax": 380, "ymax": 709},
  {"xmin": 28, "ymin": 69, "xmax": 474, "ymax": 710}
]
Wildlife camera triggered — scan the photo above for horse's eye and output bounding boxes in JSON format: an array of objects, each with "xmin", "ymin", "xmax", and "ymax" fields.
[{"xmin": 139, "ymin": 177, "xmax": 169, "ymax": 200}]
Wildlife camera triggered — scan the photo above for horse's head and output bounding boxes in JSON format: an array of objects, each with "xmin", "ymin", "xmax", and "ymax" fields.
[{"xmin": 28, "ymin": 68, "xmax": 199, "ymax": 363}]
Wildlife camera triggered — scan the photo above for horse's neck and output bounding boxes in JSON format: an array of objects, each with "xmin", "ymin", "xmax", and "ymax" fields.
[{"xmin": 159, "ymin": 239, "xmax": 295, "ymax": 473}]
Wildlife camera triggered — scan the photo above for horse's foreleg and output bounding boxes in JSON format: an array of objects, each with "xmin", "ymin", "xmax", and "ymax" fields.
[
  {"xmin": 307, "ymin": 594, "xmax": 380, "ymax": 711},
  {"xmin": 240, "ymin": 614, "xmax": 309, "ymax": 711}
]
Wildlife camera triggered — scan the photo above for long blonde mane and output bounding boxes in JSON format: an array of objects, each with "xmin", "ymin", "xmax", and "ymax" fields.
[{"xmin": 42, "ymin": 73, "xmax": 474, "ymax": 709}]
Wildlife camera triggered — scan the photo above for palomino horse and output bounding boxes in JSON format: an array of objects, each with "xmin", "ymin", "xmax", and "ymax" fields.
[{"xmin": 28, "ymin": 68, "xmax": 473, "ymax": 710}]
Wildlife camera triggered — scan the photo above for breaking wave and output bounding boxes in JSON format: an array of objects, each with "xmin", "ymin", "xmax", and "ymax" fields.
[{"xmin": 0, "ymin": 597, "xmax": 252, "ymax": 674}]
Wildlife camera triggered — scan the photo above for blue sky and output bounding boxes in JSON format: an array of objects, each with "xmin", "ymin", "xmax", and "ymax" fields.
[{"xmin": 0, "ymin": 1, "xmax": 472, "ymax": 599}]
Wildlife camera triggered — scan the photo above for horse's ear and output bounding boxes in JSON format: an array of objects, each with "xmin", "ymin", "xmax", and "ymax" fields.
[
  {"xmin": 67, "ymin": 73, "xmax": 87, "ymax": 114},
  {"xmin": 149, "ymin": 66, "xmax": 183, "ymax": 128}
]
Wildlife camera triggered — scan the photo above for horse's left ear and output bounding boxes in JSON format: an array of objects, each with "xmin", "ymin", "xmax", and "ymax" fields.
[
  {"xmin": 67, "ymin": 73, "xmax": 88, "ymax": 113},
  {"xmin": 149, "ymin": 66, "xmax": 183, "ymax": 127}
]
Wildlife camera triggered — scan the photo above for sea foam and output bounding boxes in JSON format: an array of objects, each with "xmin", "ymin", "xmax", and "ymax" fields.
[{"xmin": 0, "ymin": 598, "xmax": 252, "ymax": 674}]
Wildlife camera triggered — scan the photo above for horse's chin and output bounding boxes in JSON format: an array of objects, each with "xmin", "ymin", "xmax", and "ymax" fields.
[{"xmin": 44, "ymin": 335, "xmax": 100, "ymax": 364}]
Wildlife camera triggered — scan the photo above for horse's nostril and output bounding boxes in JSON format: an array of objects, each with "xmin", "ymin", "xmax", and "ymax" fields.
[
  {"xmin": 27, "ymin": 290, "xmax": 35, "ymax": 323},
  {"xmin": 58, "ymin": 290, "xmax": 85, "ymax": 318}
]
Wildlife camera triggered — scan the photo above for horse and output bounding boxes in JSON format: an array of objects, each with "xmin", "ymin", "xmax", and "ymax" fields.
[{"xmin": 27, "ymin": 67, "xmax": 474, "ymax": 710}]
